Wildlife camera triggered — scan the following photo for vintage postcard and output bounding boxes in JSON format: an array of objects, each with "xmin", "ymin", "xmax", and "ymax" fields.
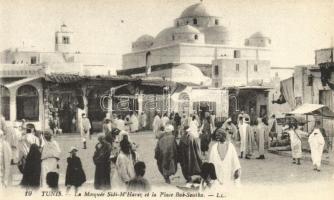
[{"xmin": 0, "ymin": 0, "xmax": 333, "ymax": 199}]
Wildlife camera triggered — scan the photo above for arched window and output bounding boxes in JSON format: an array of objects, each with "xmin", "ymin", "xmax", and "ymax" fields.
[
  {"xmin": 145, "ymin": 51, "xmax": 151, "ymax": 75},
  {"xmin": 194, "ymin": 34, "xmax": 198, "ymax": 40},
  {"xmin": 215, "ymin": 19, "xmax": 219, "ymax": 25},
  {"xmin": 0, "ymin": 86, "xmax": 10, "ymax": 120},
  {"xmin": 176, "ymin": 21, "xmax": 180, "ymax": 27},
  {"xmin": 16, "ymin": 85, "xmax": 39, "ymax": 120},
  {"xmin": 172, "ymin": 35, "xmax": 175, "ymax": 40},
  {"xmin": 193, "ymin": 18, "xmax": 197, "ymax": 25}
]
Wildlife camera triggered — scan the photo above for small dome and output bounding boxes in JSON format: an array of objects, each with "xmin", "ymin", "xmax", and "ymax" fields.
[
  {"xmin": 132, "ymin": 34, "xmax": 154, "ymax": 51},
  {"xmin": 171, "ymin": 64, "xmax": 211, "ymax": 85},
  {"xmin": 153, "ymin": 27, "xmax": 176, "ymax": 47},
  {"xmin": 148, "ymin": 63, "xmax": 211, "ymax": 85},
  {"xmin": 136, "ymin": 34, "xmax": 154, "ymax": 42},
  {"xmin": 245, "ymin": 31, "xmax": 271, "ymax": 47},
  {"xmin": 180, "ymin": 3, "xmax": 211, "ymax": 18},
  {"xmin": 250, "ymin": 32, "xmax": 266, "ymax": 38}
]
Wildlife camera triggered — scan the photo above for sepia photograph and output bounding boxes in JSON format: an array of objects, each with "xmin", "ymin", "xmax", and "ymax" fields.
[{"xmin": 0, "ymin": 0, "xmax": 333, "ymax": 199}]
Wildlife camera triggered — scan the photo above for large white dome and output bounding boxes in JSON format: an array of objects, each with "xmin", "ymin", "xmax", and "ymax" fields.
[{"xmin": 180, "ymin": 3, "xmax": 211, "ymax": 18}]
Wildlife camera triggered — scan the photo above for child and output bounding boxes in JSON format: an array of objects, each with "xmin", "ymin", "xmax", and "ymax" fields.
[
  {"xmin": 65, "ymin": 147, "xmax": 86, "ymax": 194},
  {"xmin": 199, "ymin": 162, "xmax": 220, "ymax": 191},
  {"xmin": 127, "ymin": 161, "xmax": 151, "ymax": 191}
]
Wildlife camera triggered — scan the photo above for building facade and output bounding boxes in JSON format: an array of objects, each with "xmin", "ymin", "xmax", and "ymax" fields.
[
  {"xmin": 316, "ymin": 47, "xmax": 334, "ymax": 90},
  {"xmin": 0, "ymin": 24, "xmax": 116, "ymax": 76},
  {"xmin": 119, "ymin": 2, "xmax": 271, "ymax": 82}
]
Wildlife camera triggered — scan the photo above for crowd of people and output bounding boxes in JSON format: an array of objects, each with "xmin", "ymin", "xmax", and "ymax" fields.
[
  {"xmin": 151, "ymin": 109, "xmax": 328, "ymax": 191},
  {"xmin": 0, "ymin": 108, "xmax": 328, "ymax": 192}
]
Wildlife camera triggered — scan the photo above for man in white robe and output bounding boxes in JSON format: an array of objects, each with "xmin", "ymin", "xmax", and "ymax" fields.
[
  {"xmin": 80, "ymin": 113, "xmax": 91, "ymax": 149},
  {"xmin": 140, "ymin": 112, "xmax": 147, "ymax": 130},
  {"xmin": 114, "ymin": 115, "xmax": 125, "ymax": 131},
  {"xmin": 41, "ymin": 131, "xmax": 61, "ymax": 187},
  {"xmin": 239, "ymin": 119, "xmax": 246, "ymax": 159},
  {"xmin": 152, "ymin": 112, "xmax": 161, "ymax": 139},
  {"xmin": 130, "ymin": 112, "xmax": 139, "ymax": 133},
  {"xmin": 161, "ymin": 113, "xmax": 169, "ymax": 128},
  {"xmin": 256, "ymin": 118, "xmax": 267, "ymax": 159},
  {"xmin": 209, "ymin": 128, "xmax": 241, "ymax": 190},
  {"xmin": 308, "ymin": 121, "xmax": 325, "ymax": 171},
  {"xmin": 4, "ymin": 123, "xmax": 22, "ymax": 164},
  {"xmin": 189, "ymin": 115, "xmax": 200, "ymax": 148},
  {"xmin": 19, "ymin": 124, "xmax": 40, "ymax": 159},
  {"xmin": 0, "ymin": 129, "xmax": 12, "ymax": 188}
]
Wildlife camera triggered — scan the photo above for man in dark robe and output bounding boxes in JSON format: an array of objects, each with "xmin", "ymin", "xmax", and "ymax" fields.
[
  {"xmin": 20, "ymin": 144, "xmax": 41, "ymax": 189},
  {"xmin": 65, "ymin": 147, "xmax": 86, "ymax": 194},
  {"xmin": 93, "ymin": 135, "xmax": 112, "ymax": 190},
  {"xmin": 178, "ymin": 126, "xmax": 202, "ymax": 183},
  {"xmin": 154, "ymin": 124, "xmax": 178, "ymax": 184}
]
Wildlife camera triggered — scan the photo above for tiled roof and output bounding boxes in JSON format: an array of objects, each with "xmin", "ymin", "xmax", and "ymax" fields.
[{"xmin": 45, "ymin": 73, "xmax": 82, "ymax": 83}]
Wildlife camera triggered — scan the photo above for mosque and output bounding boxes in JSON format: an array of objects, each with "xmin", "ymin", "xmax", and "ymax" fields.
[
  {"xmin": 119, "ymin": 2, "xmax": 272, "ymax": 88},
  {"xmin": 118, "ymin": 2, "xmax": 281, "ymax": 122}
]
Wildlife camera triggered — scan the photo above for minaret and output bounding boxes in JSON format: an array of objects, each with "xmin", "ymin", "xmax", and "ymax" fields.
[{"xmin": 55, "ymin": 23, "xmax": 73, "ymax": 53}]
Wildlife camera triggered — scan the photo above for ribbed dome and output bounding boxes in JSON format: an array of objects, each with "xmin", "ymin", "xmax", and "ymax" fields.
[
  {"xmin": 136, "ymin": 34, "xmax": 154, "ymax": 42},
  {"xmin": 180, "ymin": 3, "xmax": 211, "ymax": 18}
]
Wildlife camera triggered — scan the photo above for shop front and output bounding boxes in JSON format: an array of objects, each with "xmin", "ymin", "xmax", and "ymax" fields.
[{"xmin": 228, "ymin": 86, "xmax": 271, "ymax": 124}]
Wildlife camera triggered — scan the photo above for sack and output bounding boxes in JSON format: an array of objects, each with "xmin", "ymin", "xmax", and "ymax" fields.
[{"xmin": 46, "ymin": 172, "xmax": 59, "ymax": 188}]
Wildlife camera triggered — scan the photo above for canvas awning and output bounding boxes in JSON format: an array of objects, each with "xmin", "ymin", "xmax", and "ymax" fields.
[
  {"xmin": 288, "ymin": 103, "xmax": 334, "ymax": 118},
  {"xmin": 4, "ymin": 76, "xmax": 42, "ymax": 88}
]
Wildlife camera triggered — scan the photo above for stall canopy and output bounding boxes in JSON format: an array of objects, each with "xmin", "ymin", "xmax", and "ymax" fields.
[{"xmin": 288, "ymin": 103, "xmax": 334, "ymax": 118}]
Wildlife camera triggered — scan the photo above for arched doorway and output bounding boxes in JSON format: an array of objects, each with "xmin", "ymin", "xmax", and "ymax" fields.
[
  {"xmin": 17, "ymin": 85, "xmax": 39, "ymax": 121},
  {"xmin": 88, "ymin": 88, "xmax": 109, "ymax": 132},
  {"xmin": 228, "ymin": 95, "xmax": 238, "ymax": 123},
  {"xmin": 178, "ymin": 92, "xmax": 190, "ymax": 115}
]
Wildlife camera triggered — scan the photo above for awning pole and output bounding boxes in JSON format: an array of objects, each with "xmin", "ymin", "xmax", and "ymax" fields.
[
  {"xmin": 321, "ymin": 107, "xmax": 324, "ymax": 129},
  {"xmin": 306, "ymin": 115, "xmax": 308, "ymax": 132}
]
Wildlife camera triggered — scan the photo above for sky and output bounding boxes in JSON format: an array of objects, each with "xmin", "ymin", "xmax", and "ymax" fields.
[{"xmin": 0, "ymin": 0, "xmax": 333, "ymax": 70}]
